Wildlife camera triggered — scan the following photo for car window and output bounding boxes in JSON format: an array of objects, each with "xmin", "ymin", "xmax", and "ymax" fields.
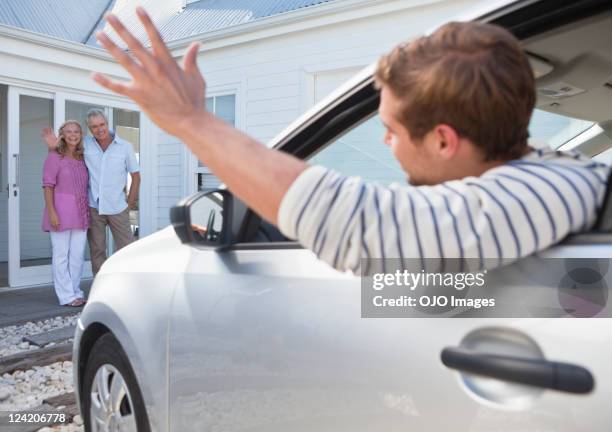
[
  {"xmin": 307, "ymin": 107, "xmax": 601, "ymax": 184},
  {"xmin": 308, "ymin": 114, "xmax": 406, "ymax": 186},
  {"xmin": 528, "ymin": 108, "xmax": 594, "ymax": 149}
]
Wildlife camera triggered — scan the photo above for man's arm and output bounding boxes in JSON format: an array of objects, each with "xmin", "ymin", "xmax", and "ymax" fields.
[
  {"xmin": 180, "ymin": 115, "xmax": 307, "ymax": 224},
  {"xmin": 276, "ymin": 167, "xmax": 535, "ymax": 272},
  {"xmin": 127, "ymin": 172, "xmax": 140, "ymax": 209},
  {"xmin": 92, "ymin": 8, "xmax": 306, "ymax": 224}
]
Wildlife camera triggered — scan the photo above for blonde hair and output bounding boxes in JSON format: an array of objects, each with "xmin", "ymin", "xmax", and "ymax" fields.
[{"xmin": 56, "ymin": 120, "xmax": 84, "ymax": 160}]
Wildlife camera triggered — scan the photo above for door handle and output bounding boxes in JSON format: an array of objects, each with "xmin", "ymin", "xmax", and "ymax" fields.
[
  {"xmin": 441, "ymin": 347, "xmax": 594, "ymax": 394},
  {"xmin": 12, "ymin": 153, "xmax": 19, "ymax": 188}
]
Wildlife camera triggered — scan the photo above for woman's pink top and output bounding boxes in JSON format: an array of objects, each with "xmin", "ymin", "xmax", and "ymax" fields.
[{"xmin": 42, "ymin": 152, "xmax": 89, "ymax": 232}]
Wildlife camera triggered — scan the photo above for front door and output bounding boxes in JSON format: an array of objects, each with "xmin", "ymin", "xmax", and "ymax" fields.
[
  {"xmin": 5, "ymin": 88, "xmax": 143, "ymax": 288},
  {"xmin": 7, "ymin": 86, "xmax": 57, "ymax": 286}
]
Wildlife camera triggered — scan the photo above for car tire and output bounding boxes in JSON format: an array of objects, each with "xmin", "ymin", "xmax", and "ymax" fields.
[{"xmin": 81, "ymin": 333, "xmax": 151, "ymax": 432}]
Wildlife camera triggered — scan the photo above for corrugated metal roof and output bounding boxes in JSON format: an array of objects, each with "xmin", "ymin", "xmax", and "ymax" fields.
[
  {"xmin": 0, "ymin": 0, "xmax": 335, "ymax": 46},
  {"xmin": 0, "ymin": 0, "xmax": 112, "ymax": 43},
  {"xmin": 87, "ymin": 0, "xmax": 185, "ymax": 47},
  {"xmin": 91, "ymin": 0, "xmax": 335, "ymax": 47},
  {"xmin": 159, "ymin": 0, "xmax": 334, "ymax": 42}
]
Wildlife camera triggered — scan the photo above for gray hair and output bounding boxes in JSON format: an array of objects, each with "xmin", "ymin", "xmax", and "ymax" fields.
[{"xmin": 86, "ymin": 108, "xmax": 108, "ymax": 124}]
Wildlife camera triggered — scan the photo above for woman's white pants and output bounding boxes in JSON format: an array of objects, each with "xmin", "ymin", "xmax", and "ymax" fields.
[{"xmin": 50, "ymin": 229, "xmax": 87, "ymax": 305}]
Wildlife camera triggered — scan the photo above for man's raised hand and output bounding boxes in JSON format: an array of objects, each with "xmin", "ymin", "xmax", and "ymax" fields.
[{"xmin": 92, "ymin": 7, "xmax": 208, "ymax": 139}]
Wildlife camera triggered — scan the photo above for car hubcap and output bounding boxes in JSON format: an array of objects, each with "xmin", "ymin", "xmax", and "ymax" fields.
[{"xmin": 90, "ymin": 364, "xmax": 137, "ymax": 432}]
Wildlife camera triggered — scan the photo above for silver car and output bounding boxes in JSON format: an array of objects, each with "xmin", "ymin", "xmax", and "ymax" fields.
[{"xmin": 73, "ymin": 1, "xmax": 612, "ymax": 431}]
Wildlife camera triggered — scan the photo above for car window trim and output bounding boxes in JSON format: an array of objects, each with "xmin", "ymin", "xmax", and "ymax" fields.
[
  {"xmin": 231, "ymin": 241, "xmax": 303, "ymax": 251},
  {"xmin": 484, "ymin": 0, "xmax": 612, "ymax": 39}
]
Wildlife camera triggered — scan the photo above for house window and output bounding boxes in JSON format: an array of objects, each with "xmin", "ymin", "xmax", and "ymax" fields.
[
  {"xmin": 113, "ymin": 108, "xmax": 141, "ymax": 238},
  {"xmin": 196, "ymin": 94, "xmax": 235, "ymax": 191}
]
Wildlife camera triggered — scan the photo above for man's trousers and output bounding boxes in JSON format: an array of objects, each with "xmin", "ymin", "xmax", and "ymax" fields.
[{"xmin": 88, "ymin": 207, "xmax": 134, "ymax": 276}]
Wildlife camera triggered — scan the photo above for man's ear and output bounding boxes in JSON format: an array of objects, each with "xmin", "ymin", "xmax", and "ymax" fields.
[{"xmin": 434, "ymin": 124, "xmax": 461, "ymax": 159}]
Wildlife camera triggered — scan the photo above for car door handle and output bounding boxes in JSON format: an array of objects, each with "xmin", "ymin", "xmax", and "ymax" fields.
[{"xmin": 441, "ymin": 347, "xmax": 594, "ymax": 394}]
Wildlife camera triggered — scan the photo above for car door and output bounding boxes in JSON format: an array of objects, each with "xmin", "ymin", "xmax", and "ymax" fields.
[
  {"xmin": 167, "ymin": 1, "xmax": 612, "ymax": 430},
  {"xmin": 168, "ymin": 123, "xmax": 612, "ymax": 432},
  {"xmin": 168, "ymin": 249, "xmax": 612, "ymax": 430}
]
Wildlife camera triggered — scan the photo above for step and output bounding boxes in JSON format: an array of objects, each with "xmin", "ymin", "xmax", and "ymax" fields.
[
  {"xmin": 0, "ymin": 310, "xmax": 80, "ymax": 330},
  {"xmin": 43, "ymin": 392, "xmax": 78, "ymax": 420},
  {"xmin": 0, "ymin": 343, "xmax": 72, "ymax": 376},
  {"xmin": 23, "ymin": 325, "xmax": 76, "ymax": 347}
]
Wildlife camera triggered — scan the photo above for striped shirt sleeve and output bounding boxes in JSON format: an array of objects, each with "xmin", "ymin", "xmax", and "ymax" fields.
[{"xmin": 277, "ymin": 158, "xmax": 610, "ymax": 273}]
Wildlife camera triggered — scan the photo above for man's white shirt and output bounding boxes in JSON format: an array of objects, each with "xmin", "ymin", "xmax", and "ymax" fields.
[
  {"xmin": 84, "ymin": 134, "xmax": 139, "ymax": 215},
  {"xmin": 278, "ymin": 148, "xmax": 611, "ymax": 272}
]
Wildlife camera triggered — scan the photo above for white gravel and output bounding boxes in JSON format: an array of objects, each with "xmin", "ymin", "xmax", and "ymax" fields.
[
  {"xmin": 0, "ymin": 314, "xmax": 84, "ymax": 431},
  {"xmin": 0, "ymin": 361, "xmax": 74, "ymax": 410},
  {"xmin": 37, "ymin": 420, "xmax": 83, "ymax": 432},
  {"xmin": 0, "ymin": 360, "xmax": 83, "ymax": 431},
  {"xmin": 0, "ymin": 314, "xmax": 79, "ymax": 358}
]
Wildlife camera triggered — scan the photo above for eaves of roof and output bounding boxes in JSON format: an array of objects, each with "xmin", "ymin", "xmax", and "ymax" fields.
[
  {"xmin": 0, "ymin": 0, "xmax": 446, "ymax": 61},
  {"xmin": 0, "ymin": 22, "xmax": 112, "ymax": 61}
]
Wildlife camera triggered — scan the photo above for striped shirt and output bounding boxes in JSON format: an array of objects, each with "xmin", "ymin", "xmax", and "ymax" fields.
[{"xmin": 277, "ymin": 148, "xmax": 611, "ymax": 272}]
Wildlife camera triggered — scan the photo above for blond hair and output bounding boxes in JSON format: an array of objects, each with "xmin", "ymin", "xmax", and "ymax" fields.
[{"xmin": 56, "ymin": 120, "xmax": 85, "ymax": 160}]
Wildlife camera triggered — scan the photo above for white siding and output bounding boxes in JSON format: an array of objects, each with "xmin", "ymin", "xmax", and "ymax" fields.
[{"xmin": 156, "ymin": 131, "xmax": 183, "ymax": 229}]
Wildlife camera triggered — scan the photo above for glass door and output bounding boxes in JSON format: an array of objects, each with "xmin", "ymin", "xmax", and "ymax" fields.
[
  {"xmin": 6, "ymin": 88, "xmax": 143, "ymax": 287},
  {"xmin": 112, "ymin": 107, "xmax": 140, "ymax": 240},
  {"xmin": 7, "ymin": 87, "xmax": 55, "ymax": 286},
  {"xmin": 64, "ymin": 99, "xmax": 141, "ymax": 246}
]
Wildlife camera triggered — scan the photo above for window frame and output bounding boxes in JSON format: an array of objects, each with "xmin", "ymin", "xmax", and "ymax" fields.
[
  {"xmin": 231, "ymin": 79, "xmax": 378, "ymax": 250},
  {"xmin": 188, "ymin": 85, "xmax": 241, "ymax": 195}
]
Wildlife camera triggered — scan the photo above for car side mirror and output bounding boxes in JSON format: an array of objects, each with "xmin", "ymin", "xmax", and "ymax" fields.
[{"xmin": 170, "ymin": 189, "xmax": 234, "ymax": 250}]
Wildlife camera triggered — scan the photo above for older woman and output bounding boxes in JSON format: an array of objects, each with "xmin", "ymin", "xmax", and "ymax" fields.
[{"xmin": 42, "ymin": 120, "xmax": 89, "ymax": 307}]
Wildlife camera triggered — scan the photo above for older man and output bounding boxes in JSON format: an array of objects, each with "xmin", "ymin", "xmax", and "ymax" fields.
[
  {"xmin": 44, "ymin": 109, "xmax": 140, "ymax": 275},
  {"xmin": 93, "ymin": 9, "xmax": 608, "ymax": 271}
]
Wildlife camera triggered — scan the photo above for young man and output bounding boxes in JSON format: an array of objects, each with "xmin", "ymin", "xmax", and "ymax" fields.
[
  {"xmin": 93, "ymin": 8, "xmax": 609, "ymax": 271},
  {"xmin": 44, "ymin": 109, "xmax": 140, "ymax": 275}
]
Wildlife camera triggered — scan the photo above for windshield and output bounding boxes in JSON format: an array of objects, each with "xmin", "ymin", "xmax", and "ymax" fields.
[{"xmin": 528, "ymin": 109, "xmax": 594, "ymax": 149}]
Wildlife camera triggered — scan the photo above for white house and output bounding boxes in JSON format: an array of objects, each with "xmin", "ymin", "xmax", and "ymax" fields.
[{"xmin": 0, "ymin": 0, "xmax": 484, "ymax": 288}]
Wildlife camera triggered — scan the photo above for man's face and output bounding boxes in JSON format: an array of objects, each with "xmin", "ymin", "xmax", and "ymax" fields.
[
  {"xmin": 88, "ymin": 114, "xmax": 110, "ymax": 142},
  {"xmin": 379, "ymin": 86, "xmax": 439, "ymax": 186}
]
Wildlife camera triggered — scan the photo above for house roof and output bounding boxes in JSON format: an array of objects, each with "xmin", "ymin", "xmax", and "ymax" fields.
[
  {"xmin": 157, "ymin": 0, "xmax": 334, "ymax": 42},
  {"xmin": 0, "ymin": 0, "xmax": 335, "ymax": 46},
  {"xmin": 0, "ymin": 0, "xmax": 112, "ymax": 44},
  {"xmin": 90, "ymin": 0, "xmax": 335, "ymax": 47}
]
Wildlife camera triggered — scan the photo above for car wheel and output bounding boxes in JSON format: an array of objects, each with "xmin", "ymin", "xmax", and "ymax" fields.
[{"xmin": 81, "ymin": 333, "xmax": 151, "ymax": 432}]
